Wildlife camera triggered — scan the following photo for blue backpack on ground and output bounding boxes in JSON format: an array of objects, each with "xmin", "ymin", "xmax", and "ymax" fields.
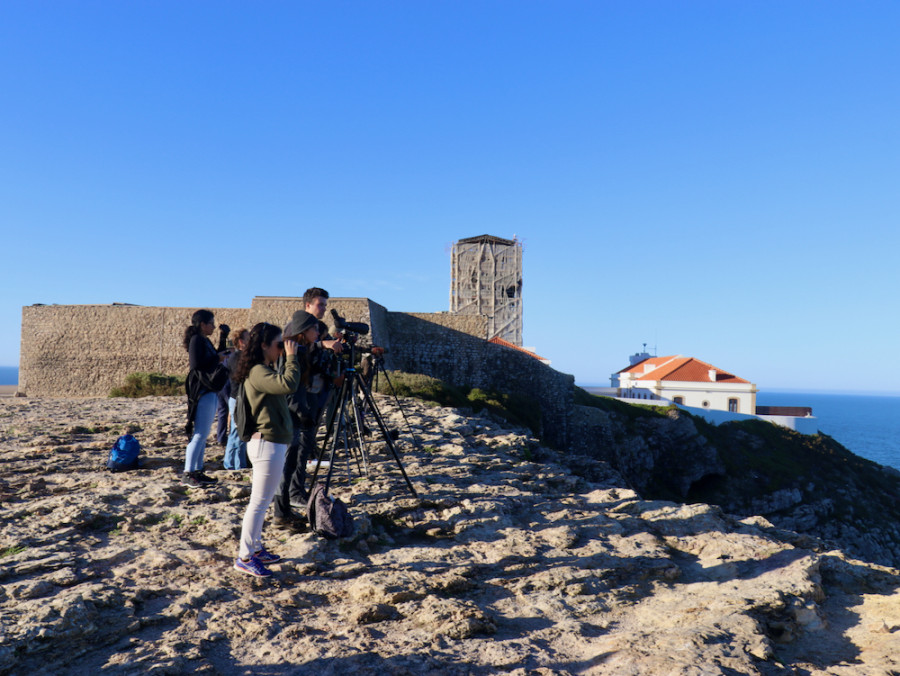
[{"xmin": 106, "ymin": 434, "xmax": 141, "ymax": 472}]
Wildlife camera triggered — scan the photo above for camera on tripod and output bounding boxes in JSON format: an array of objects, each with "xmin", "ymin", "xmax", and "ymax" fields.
[{"xmin": 330, "ymin": 309, "xmax": 369, "ymax": 339}]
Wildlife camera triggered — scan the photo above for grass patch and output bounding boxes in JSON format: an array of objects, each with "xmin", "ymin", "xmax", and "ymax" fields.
[
  {"xmin": 68, "ymin": 424, "xmax": 111, "ymax": 434},
  {"xmin": 110, "ymin": 372, "xmax": 185, "ymax": 398},
  {"xmin": 373, "ymin": 371, "xmax": 542, "ymax": 436},
  {"xmin": 1, "ymin": 545, "xmax": 27, "ymax": 558}
]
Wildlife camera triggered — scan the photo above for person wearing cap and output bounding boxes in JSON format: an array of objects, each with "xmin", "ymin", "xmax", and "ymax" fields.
[{"xmin": 272, "ymin": 309, "xmax": 321, "ymax": 529}]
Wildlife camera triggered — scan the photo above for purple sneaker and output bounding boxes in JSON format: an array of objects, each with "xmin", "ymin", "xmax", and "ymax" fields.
[
  {"xmin": 234, "ymin": 556, "xmax": 271, "ymax": 578},
  {"xmin": 254, "ymin": 547, "xmax": 281, "ymax": 564}
]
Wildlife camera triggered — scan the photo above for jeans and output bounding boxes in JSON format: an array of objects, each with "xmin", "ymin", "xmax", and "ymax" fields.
[
  {"xmin": 273, "ymin": 423, "xmax": 316, "ymax": 519},
  {"xmin": 215, "ymin": 382, "xmax": 230, "ymax": 445},
  {"xmin": 185, "ymin": 391, "xmax": 216, "ymax": 473},
  {"xmin": 239, "ymin": 438, "xmax": 287, "ymax": 560},
  {"xmin": 223, "ymin": 397, "xmax": 249, "ymax": 470}
]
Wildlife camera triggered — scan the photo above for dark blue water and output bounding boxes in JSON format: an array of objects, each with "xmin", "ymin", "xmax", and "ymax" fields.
[
  {"xmin": 0, "ymin": 367, "xmax": 17, "ymax": 385},
  {"xmin": 757, "ymin": 391, "xmax": 900, "ymax": 471}
]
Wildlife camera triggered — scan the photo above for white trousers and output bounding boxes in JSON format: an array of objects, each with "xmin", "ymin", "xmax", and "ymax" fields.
[{"xmin": 238, "ymin": 438, "xmax": 287, "ymax": 560}]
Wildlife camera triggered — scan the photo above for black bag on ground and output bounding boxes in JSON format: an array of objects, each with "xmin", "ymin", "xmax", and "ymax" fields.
[
  {"xmin": 307, "ymin": 483, "xmax": 353, "ymax": 539},
  {"xmin": 233, "ymin": 380, "xmax": 258, "ymax": 442},
  {"xmin": 106, "ymin": 434, "xmax": 140, "ymax": 472}
]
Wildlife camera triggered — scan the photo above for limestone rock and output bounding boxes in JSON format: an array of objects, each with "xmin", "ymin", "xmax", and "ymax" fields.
[{"xmin": 0, "ymin": 395, "xmax": 898, "ymax": 675}]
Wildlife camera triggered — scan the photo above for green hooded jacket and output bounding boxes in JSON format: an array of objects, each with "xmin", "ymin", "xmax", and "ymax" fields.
[{"xmin": 246, "ymin": 354, "xmax": 301, "ymax": 444}]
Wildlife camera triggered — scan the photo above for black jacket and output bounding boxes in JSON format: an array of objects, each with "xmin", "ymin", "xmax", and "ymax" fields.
[{"xmin": 184, "ymin": 334, "xmax": 227, "ymax": 437}]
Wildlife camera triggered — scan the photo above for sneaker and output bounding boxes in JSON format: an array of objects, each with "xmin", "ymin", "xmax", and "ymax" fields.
[
  {"xmin": 196, "ymin": 472, "xmax": 218, "ymax": 485},
  {"xmin": 234, "ymin": 556, "xmax": 272, "ymax": 578},
  {"xmin": 181, "ymin": 472, "xmax": 202, "ymax": 488},
  {"xmin": 254, "ymin": 547, "xmax": 281, "ymax": 564}
]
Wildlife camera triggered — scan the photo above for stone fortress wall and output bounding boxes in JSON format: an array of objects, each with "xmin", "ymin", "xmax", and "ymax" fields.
[{"xmin": 20, "ymin": 296, "xmax": 575, "ymax": 448}]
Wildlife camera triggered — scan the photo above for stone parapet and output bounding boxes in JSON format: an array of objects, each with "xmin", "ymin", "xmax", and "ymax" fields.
[
  {"xmin": 20, "ymin": 305, "xmax": 249, "ymax": 397},
  {"xmin": 18, "ymin": 297, "xmax": 575, "ymax": 447}
]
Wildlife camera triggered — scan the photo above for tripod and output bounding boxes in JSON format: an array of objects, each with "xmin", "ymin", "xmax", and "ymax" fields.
[{"xmin": 309, "ymin": 338, "xmax": 418, "ymax": 498}]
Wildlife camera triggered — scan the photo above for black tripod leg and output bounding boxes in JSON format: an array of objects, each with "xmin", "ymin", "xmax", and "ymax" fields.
[
  {"xmin": 310, "ymin": 376, "xmax": 350, "ymax": 488},
  {"xmin": 356, "ymin": 372, "xmax": 418, "ymax": 497},
  {"xmin": 349, "ymin": 379, "xmax": 370, "ymax": 476}
]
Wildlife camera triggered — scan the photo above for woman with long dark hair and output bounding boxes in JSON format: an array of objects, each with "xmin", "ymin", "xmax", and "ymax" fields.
[
  {"xmin": 182, "ymin": 309, "xmax": 228, "ymax": 488},
  {"xmin": 232, "ymin": 322, "xmax": 301, "ymax": 578}
]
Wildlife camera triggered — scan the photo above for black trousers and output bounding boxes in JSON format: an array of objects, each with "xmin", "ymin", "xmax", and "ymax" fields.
[{"xmin": 273, "ymin": 422, "xmax": 317, "ymax": 519}]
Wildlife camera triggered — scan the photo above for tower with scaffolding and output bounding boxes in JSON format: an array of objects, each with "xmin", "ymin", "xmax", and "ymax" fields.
[{"xmin": 449, "ymin": 234, "xmax": 523, "ymax": 345}]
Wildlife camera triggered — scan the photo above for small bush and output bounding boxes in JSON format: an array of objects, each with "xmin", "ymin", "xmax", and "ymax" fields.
[
  {"xmin": 110, "ymin": 372, "xmax": 185, "ymax": 398},
  {"xmin": 373, "ymin": 371, "xmax": 542, "ymax": 436},
  {"xmin": 372, "ymin": 372, "xmax": 469, "ymax": 409}
]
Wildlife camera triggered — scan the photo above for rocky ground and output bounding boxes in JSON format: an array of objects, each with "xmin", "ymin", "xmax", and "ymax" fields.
[{"xmin": 0, "ymin": 395, "xmax": 898, "ymax": 675}]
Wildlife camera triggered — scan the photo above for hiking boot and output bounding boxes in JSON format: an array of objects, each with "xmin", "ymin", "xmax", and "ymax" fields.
[
  {"xmin": 272, "ymin": 516, "xmax": 306, "ymax": 532},
  {"xmin": 181, "ymin": 471, "xmax": 203, "ymax": 488},
  {"xmin": 254, "ymin": 547, "xmax": 281, "ymax": 564},
  {"xmin": 196, "ymin": 472, "xmax": 218, "ymax": 486},
  {"xmin": 234, "ymin": 556, "xmax": 271, "ymax": 578}
]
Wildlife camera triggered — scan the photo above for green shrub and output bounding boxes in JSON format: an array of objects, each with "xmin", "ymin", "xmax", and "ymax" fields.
[
  {"xmin": 372, "ymin": 372, "xmax": 469, "ymax": 408},
  {"xmin": 373, "ymin": 371, "xmax": 542, "ymax": 436},
  {"xmin": 110, "ymin": 372, "xmax": 185, "ymax": 398}
]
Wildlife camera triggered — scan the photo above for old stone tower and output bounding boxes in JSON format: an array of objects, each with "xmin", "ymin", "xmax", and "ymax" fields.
[{"xmin": 449, "ymin": 234, "xmax": 523, "ymax": 346}]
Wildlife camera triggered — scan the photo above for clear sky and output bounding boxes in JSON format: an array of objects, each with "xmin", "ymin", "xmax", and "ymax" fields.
[{"xmin": 1, "ymin": 2, "xmax": 898, "ymax": 394}]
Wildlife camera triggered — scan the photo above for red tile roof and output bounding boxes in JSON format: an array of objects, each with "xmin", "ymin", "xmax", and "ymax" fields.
[
  {"xmin": 618, "ymin": 356, "xmax": 677, "ymax": 375},
  {"xmin": 633, "ymin": 356, "xmax": 749, "ymax": 384},
  {"xmin": 489, "ymin": 336, "xmax": 547, "ymax": 361}
]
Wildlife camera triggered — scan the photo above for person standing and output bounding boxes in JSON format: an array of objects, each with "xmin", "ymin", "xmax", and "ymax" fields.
[
  {"xmin": 223, "ymin": 327, "xmax": 250, "ymax": 470},
  {"xmin": 182, "ymin": 309, "xmax": 228, "ymax": 488},
  {"xmin": 232, "ymin": 322, "xmax": 301, "ymax": 577},
  {"xmin": 272, "ymin": 310, "xmax": 320, "ymax": 529}
]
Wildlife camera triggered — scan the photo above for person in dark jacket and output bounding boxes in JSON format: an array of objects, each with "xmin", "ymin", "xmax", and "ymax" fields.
[
  {"xmin": 182, "ymin": 309, "xmax": 228, "ymax": 488},
  {"xmin": 272, "ymin": 310, "xmax": 321, "ymax": 530}
]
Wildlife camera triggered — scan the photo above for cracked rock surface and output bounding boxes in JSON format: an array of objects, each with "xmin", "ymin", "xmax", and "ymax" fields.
[{"xmin": 0, "ymin": 395, "xmax": 898, "ymax": 675}]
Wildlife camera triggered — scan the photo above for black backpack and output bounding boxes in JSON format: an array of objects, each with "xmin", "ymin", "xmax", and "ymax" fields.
[
  {"xmin": 307, "ymin": 484, "xmax": 353, "ymax": 539},
  {"xmin": 233, "ymin": 380, "xmax": 258, "ymax": 442}
]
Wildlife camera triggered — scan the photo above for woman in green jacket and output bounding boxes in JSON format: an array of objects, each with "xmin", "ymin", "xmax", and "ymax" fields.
[{"xmin": 231, "ymin": 322, "xmax": 301, "ymax": 577}]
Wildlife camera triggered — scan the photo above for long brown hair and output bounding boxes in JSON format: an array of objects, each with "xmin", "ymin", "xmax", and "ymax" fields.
[{"xmin": 233, "ymin": 322, "xmax": 281, "ymax": 383}]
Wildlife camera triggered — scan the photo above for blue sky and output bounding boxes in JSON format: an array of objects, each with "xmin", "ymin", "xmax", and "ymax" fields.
[{"xmin": 1, "ymin": 2, "xmax": 898, "ymax": 393}]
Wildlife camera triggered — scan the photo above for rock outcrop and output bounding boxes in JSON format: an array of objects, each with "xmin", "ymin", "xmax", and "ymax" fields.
[
  {"xmin": 570, "ymin": 397, "xmax": 900, "ymax": 570},
  {"xmin": 0, "ymin": 395, "xmax": 898, "ymax": 675}
]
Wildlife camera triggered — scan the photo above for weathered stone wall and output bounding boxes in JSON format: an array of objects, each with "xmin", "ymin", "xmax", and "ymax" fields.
[
  {"xmin": 19, "ymin": 298, "xmax": 575, "ymax": 447},
  {"xmin": 19, "ymin": 305, "xmax": 249, "ymax": 397},
  {"xmin": 403, "ymin": 312, "xmax": 488, "ymax": 339},
  {"xmin": 247, "ymin": 297, "xmax": 380, "ymax": 346},
  {"xmin": 382, "ymin": 311, "xmax": 573, "ymax": 449}
]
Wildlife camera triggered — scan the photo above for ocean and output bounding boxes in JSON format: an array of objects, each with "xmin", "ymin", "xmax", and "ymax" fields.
[
  {"xmin": 756, "ymin": 390, "xmax": 900, "ymax": 472},
  {"xmin": 0, "ymin": 367, "xmax": 17, "ymax": 386}
]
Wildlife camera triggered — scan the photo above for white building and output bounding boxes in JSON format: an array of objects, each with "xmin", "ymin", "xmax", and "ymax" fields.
[{"xmin": 612, "ymin": 355, "xmax": 757, "ymax": 414}]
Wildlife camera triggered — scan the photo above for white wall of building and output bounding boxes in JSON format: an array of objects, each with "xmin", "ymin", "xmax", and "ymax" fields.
[
  {"xmin": 604, "ymin": 396, "xmax": 818, "ymax": 435},
  {"xmin": 649, "ymin": 382, "xmax": 757, "ymax": 414}
]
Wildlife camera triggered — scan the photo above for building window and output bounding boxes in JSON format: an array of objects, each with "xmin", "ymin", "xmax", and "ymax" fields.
[
  {"xmin": 728, "ymin": 398, "xmax": 739, "ymax": 413},
  {"xmin": 673, "ymin": 397, "xmax": 683, "ymax": 405},
  {"xmin": 702, "ymin": 400, "xmax": 710, "ymax": 408}
]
